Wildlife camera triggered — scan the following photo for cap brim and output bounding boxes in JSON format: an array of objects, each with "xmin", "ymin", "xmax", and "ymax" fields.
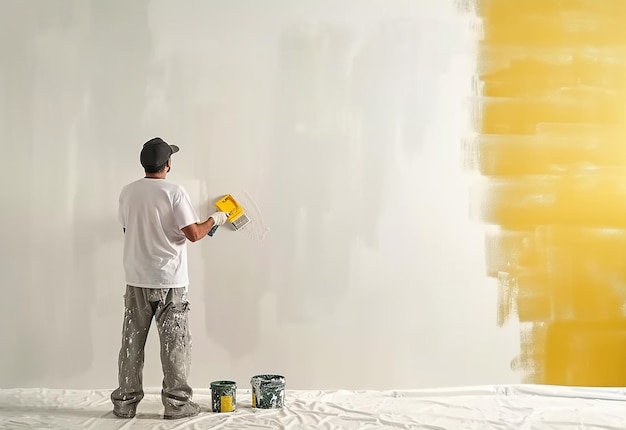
[{"xmin": 170, "ymin": 145, "xmax": 180, "ymax": 154}]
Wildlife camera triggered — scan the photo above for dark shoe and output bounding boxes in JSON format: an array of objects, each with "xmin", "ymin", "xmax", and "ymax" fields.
[
  {"xmin": 112, "ymin": 407, "xmax": 136, "ymax": 419},
  {"xmin": 111, "ymin": 388, "xmax": 142, "ymax": 419},
  {"xmin": 164, "ymin": 401, "xmax": 200, "ymax": 420}
]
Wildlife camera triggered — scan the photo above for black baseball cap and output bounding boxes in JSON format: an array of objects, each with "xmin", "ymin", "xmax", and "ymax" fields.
[{"xmin": 140, "ymin": 137, "xmax": 179, "ymax": 168}]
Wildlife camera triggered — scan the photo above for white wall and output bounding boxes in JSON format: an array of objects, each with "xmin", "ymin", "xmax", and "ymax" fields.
[{"xmin": 0, "ymin": 0, "xmax": 520, "ymax": 390}]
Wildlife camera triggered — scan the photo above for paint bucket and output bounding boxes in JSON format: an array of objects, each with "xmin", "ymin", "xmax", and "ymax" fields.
[
  {"xmin": 250, "ymin": 374, "xmax": 285, "ymax": 409},
  {"xmin": 210, "ymin": 380, "xmax": 237, "ymax": 413}
]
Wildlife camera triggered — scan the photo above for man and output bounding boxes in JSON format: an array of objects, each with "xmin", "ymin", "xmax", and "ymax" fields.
[{"xmin": 111, "ymin": 137, "xmax": 228, "ymax": 419}]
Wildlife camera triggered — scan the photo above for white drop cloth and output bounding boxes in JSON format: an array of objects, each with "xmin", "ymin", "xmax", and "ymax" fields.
[{"xmin": 1, "ymin": 385, "xmax": 626, "ymax": 429}]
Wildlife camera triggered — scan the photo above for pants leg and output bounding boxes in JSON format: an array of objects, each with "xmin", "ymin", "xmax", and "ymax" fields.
[
  {"xmin": 111, "ymin": 285, "xmax": 155, "ymax": 413},
  {"xmin": 155, "ymin": 287, "xmax": 193, "ymax": 407}
]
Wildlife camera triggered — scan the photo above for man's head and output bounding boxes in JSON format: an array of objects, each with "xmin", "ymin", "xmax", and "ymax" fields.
[{"xmin": 140, "ymin": 137, "xmax": 179, "ymax": 174}]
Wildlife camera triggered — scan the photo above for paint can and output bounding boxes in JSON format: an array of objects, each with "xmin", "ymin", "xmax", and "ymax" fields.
[
  {"xmin": 250, "ymin": 374, "xmax": 285, "ymax": 409},
  {"xmin": 210, "ymin": 380, "xmax": 237, "ymax": 413}
]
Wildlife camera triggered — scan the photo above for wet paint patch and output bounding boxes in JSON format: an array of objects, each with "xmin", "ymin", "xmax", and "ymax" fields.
[{"xmin": 465, "ymin": 0, "xmax": 626, "ymax": 385}]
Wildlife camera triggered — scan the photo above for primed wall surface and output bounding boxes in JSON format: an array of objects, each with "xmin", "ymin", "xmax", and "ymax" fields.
[{"xmin": 0, "ymin": 0, "xmax": 519, "ymax": 390}]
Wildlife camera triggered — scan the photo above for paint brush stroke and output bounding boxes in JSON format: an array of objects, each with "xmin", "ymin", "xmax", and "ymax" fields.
[
  {"xmin": 466, "ymin": 0, "xmax": 626, "ymax": 386},
  {"xmin": 232, "ymin": 190, "xmax": 269, "ymax": 242}
]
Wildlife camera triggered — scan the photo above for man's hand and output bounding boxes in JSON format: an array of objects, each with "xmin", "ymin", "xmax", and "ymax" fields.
[{"xmin": 209, "ymin": 211, "xmax": 228, "ymax": 226}]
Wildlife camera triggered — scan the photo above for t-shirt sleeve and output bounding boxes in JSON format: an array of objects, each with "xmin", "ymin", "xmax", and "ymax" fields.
[
  {"xmin": 118, "ymin": 192, "xmax": 126, "ymax": 228},
  {"xmin": 173, "ymin": 188, "xmax": 200, "ymax": 229}
]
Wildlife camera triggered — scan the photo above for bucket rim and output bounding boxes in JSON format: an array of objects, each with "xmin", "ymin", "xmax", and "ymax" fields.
[
  {"xmin": 250, "ymin": 375, "xmax": 286, "ymax": 389},
  {"xmin": 250, "ymin": 374, "xmax": 285, "ymax": 381},
  {"xmin": 210, "ymin": 380, "xmax": 237, "ymax": 387}
]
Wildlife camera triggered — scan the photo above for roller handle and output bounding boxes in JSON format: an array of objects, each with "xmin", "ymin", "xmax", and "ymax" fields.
[{"xmin": 208, "ymin": 224, "xmax": 219, "ymax": 237}]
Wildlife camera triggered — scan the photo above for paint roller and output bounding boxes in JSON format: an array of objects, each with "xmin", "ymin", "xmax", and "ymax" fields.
[{"xmin": 208, "ymin": 194, "xmax": 251, "ymax": 236}]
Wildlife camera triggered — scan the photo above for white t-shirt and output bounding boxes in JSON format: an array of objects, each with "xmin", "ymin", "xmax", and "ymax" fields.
[{"xmin": 118, "ymin": 178, "xmax": 199, "ymax": 288}]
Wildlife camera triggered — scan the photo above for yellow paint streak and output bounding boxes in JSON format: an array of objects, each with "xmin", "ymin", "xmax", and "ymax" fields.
[{"xmin": 471, "ymin": 0, "xmax": 626, "ymax": 386}]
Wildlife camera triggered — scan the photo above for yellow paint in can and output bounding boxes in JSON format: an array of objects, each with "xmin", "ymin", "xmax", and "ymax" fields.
[{"xmin": 220, "ymin": 395, "xmax": 234, "ymax": 412}]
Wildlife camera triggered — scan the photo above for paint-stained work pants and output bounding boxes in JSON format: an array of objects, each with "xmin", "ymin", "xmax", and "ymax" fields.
[{"xmin": 111, "ymin": 285, "xmax": 193, "ymax": 412}]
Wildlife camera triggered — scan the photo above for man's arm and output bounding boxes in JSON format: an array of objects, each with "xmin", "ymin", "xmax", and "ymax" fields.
[
  {"xmin": 181, "ymin": 217, "xmax": 216, "ymax": 242},
  {"xmin": 181, "ymin": 211, "xmax": 228, "ymax": 242}
]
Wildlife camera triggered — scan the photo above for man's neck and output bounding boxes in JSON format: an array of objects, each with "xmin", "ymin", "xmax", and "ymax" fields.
[{"xmin": 145, "ymin": 172, "xmax": 167, "ymax": 179}]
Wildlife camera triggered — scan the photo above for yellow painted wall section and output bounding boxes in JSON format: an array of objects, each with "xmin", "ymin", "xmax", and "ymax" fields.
[{"xmin": 471, "ymin": 0, "xmax": 626, "ymax": 385}]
